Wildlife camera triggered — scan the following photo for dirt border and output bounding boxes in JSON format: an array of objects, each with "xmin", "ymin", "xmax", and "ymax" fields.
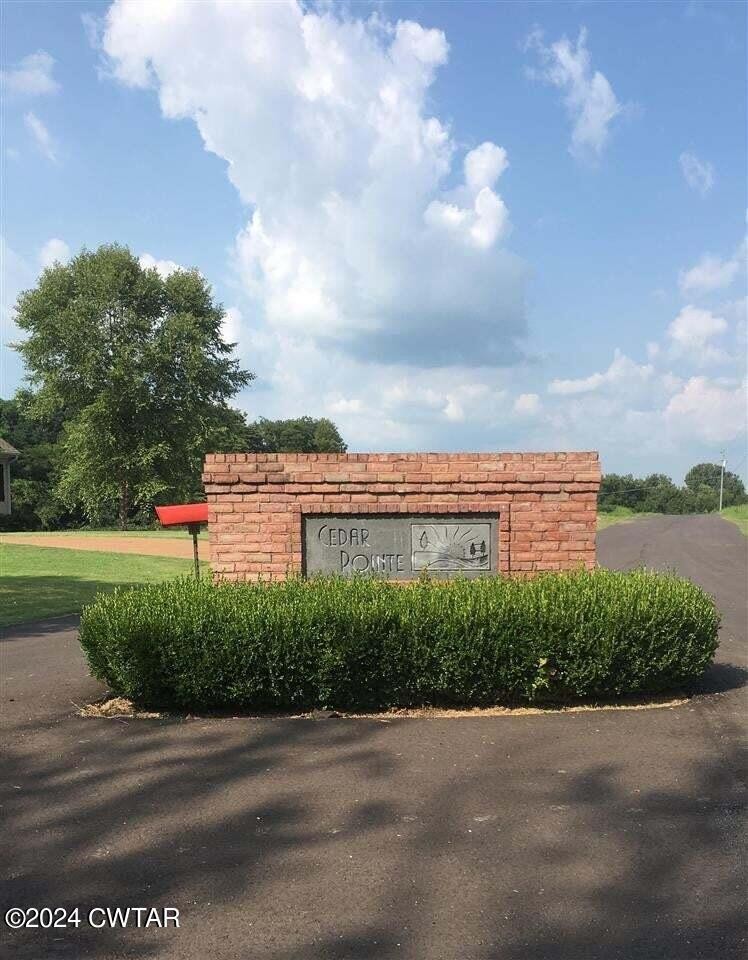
[
  {"xmin": 78, "ymin": 693, "xmax": 690, "ymax": 721},
  {"xmin": 1, "ymin": 533, "xmax": 196, "ymax": 559}
]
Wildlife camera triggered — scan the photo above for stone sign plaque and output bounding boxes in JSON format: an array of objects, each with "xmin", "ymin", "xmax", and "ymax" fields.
[{"xmin": 303, "ymin": 514, "xmax": 498, "ymax": 579}]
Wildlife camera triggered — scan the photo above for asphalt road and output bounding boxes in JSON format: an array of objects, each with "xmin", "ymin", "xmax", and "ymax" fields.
[{"xmin": 1, "ymin": 515, "xmax": 746, "ymax": 960}]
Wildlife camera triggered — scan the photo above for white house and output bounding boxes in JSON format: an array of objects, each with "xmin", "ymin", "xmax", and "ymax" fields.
[{"xmin": 0, "ymin": 437, "xmax": 19, "ymax": 516}]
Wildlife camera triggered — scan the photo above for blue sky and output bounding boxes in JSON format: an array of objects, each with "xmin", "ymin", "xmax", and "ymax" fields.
[{"xmin": 2, "ymin": 0, "xmax": 746, "ymax": 481}]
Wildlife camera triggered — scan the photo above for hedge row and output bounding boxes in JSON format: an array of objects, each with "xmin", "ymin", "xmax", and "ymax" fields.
[{"xmin": 78, "ymin": 570, "xmax": 719, "ymax": 711}]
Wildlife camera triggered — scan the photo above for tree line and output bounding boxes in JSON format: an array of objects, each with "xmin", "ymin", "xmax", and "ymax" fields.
[
  {"xmin": 0, "ymin": 244, "xmax": 345, "ymax": 531},
  {"xmin": 600, "ymin": 465, "xmax": 746, "ymax": 515}
]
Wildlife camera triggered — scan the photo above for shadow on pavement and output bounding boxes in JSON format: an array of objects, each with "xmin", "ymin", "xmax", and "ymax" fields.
[
  {"xmin": 2, "ymin": 715, "xmax": 395, "ymax": 959},
  {"xmin": 3, "ymin": 710, "xmax": 745, "ymax": 960},
  {"xmin": 260, "ymin": 740, "xmax": 746, "ymax": 960},
  {"xmin": 696, "ymin": 660, "xmax": 748, "ymax": 695}
]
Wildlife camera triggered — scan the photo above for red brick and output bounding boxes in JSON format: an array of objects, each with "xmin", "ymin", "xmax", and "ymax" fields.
[{"xmin": 210, "ymin": 503, "xmax": 235, "ymax": 515}]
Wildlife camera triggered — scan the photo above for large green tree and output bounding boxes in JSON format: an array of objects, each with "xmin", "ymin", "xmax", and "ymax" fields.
[{"xmin": 13, "ymin": 245, "xmax": 252, "ymax": 527}]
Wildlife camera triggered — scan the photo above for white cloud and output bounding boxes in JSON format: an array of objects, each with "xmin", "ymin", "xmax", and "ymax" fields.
[
  {"xmin": 679, "ymin": 151, "xmax": 714, "ymax": 196},
  {"xmin": 38, "ymin": 238, "xmax": 70, "ymax": 269},
  {"xmin": 423, "ymin": 142, "xmax": 511, "ymax": 252},
  {"xmin": 24, "ymin": 112, "xmax": 57, "ymax": 161},
  {"xmin": 237, "ymin": 324, "xmax": 518, "ymax": 447},
  {"xmin": 526, "ymin": 27, "xmax": 622, "ymax": 161},
  {"xmin": 722, "ymin": 297, "xmax": 747, "ymax": 350},
  {"xmin": 513, "ymin": 392, "xmax": 541, "ymax": 416},
  {"xmin": 138, "ymin": 252, "xmax": 183, "ymax": 278},
  {"xmin": 548, "ymin": 350, "xmax": 653, "ymax": 395},
  {"xmin": 221, "ymin": 306, "xmax": 243, "ymax": 347},
  {"xmin": 442, "ymin": 384, "xmax": 492, "ymax": 423},
  {"xmin": 1, "ymin": 237, "xmax": 34, "ymax": 332},
  {"xmin": 0, "ymin": 238, "xmax": 36, "ymax": 392},
  {"xmin": 661, "ymin": 372, "xmax": 684, "ymax": 395},
  {"xmin": 104, "ymin": 1, "xmax": 526, "ymax": 368},
  {"xmin": 98, "ymin": 1, "xmax": 744, "ymax": 470},
  {"xmin": 464, "ymin": 142, "xmax": 509, "ymax": 192},
  {"xmin": 327, "ymin": 394, "xmax": 363, "ymax": 416},
  {"xmin": 667, "ymin": 305, "xmax": 727, "ymax": 358},
  {"xmin": 664, "ymin": 377, "xmax": 747, "ymax": 444},
  {"xmin": 1, "ymin": 51, "xmax": 59, "ymax": 97},
  {"xmin": 679, "ymin": 244, "xmax": 744, "ymax": 297}
]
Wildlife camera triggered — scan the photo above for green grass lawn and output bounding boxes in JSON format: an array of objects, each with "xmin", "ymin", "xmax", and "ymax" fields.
[
  {"xmin": 0, "ymin": 543, "xmax": 194, "ymax": 627},
  {"xmin": 596, "ymin": 506, "xmax": 653, "ymax": 530},
  {"xmin": 721, "ymin": 504, "xmax": 748, "ymax": 536}
]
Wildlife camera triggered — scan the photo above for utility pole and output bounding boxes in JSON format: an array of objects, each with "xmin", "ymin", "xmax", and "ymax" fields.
[{"xmin": 719, "ymin": 452, "xmax": 726, "ymax": 513}]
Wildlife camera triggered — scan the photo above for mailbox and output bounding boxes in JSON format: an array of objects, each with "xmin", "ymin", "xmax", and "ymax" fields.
[
  {"xmin": 0, "ymin": 438, "xmax": 19, "ymax": 517},
  {"xmin": 155, "ymin": 502, "xmax": 208, "ymax": 576},
  {"xmin": 155, "ymin": 503, "xmax": 209, "ymax": 527}
]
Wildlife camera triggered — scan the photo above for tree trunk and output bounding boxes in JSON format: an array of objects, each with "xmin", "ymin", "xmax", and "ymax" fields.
[{"xmin": 119, "ymin": 479, "xmax": 129, "ymax": 531}]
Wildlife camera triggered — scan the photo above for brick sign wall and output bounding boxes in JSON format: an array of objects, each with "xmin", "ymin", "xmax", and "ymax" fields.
[{"xmin": 202, "ymin": 452, "xmax": 601, "ymax": 580}]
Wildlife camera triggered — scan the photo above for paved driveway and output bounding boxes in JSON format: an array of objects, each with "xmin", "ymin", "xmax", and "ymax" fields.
[{"xmin": 1, "ymin": 515, "xmax": 745, "ymax": 959}]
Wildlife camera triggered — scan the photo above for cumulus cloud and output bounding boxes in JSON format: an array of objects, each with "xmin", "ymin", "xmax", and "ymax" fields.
[
  {"xmin": 38, "ymin": 238, "xmax": 70, "ymax": 269},
  {"xmin": 547, "ymin": 350, "xmax": 653, "ymax": 395},
  {"xmin": 667, "ymin": 305, "xmax": 727, "ymax": 361},
  {"xmin": 513, "ymin": 392, "xmax": 541, "ymax": 416},
  {"xmin": 679, "ymin": 240, "xmax": 745, "ymax": 296},
  {"xmin": 221, "ymin": 306, "xmax": 243, "ymax": 349},
  {"xmin": 664, "ymin": 377, "xmax": 747, "ymax": 444},
  {"xmin": 138, "ymin": 252, "xmax": 183, "ymax": 278},
  {"xmin": 679, "ymin": 151, "xmax": 714, "ymax": 196},
  {"xmin": 423, "ymin": 141, "xmax": 511, "ymax": 252},
  {"xmin": 98, "ymin": 2, "xmax": 744, "ymax": 467},
  {"xmin": 464, "ymin": 142, "xmax": 509, "ymax": 191},
  {"xmin": 1, "ymin": 51, "xmax": 59, "ymax": 97},
  {"xmin": 24, "ymin": 111, "xmax": 56, "ymax": 161},
  {"xmin": 525, "ymin": 27, "xmax": 622, "ymax": 161},
  {"xmin": 103, "ymin": 1, "xmax": 526, "ymax": 368}
]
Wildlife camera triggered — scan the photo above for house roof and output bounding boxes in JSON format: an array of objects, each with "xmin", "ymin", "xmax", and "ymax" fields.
[{"xmin": 0, "ymin": 437, "xmax": 20, "ymax": 460}]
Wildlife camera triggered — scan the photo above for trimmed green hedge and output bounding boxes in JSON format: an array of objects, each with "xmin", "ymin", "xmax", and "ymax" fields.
[{"xmin": 78, "ymin": 571, "xmax": 719, "ymax": 711}]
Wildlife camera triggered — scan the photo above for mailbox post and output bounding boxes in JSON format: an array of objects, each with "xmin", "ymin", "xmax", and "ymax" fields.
[{"xmin": 154, "ymin": 503, "xmax": 209, "ymax": 578}]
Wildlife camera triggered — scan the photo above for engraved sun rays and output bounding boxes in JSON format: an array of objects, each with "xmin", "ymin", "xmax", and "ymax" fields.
[{"xmin": 411, "ymin": 523, "xmax": 491, "ymax": 571}]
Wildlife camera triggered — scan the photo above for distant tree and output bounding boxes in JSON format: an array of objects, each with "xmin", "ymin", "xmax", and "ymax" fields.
[
  {"xmin": 600, "ymin": 462, "xmax": 747, "ymax": 516},
  {"xmin": 312, "ymin": 418, "xmax": 347, "ymax": 453},
  {"xmin": 241, "ymin": 416, "xmax": 347, "ymax": 454},
  {"xmin": 13, "ymin": 244, "xmax": 252, "ymax": 528},
  {"xmin": 638, "ymin": 474, "xmax": 683, "ymax": 513},
  {"xmin": 599, "ymin": 473, "xmax": 645, "ymax": 512},
  {"xmin": 685, "ymin": 463, "xmax": 747, "ymax": 507}
]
